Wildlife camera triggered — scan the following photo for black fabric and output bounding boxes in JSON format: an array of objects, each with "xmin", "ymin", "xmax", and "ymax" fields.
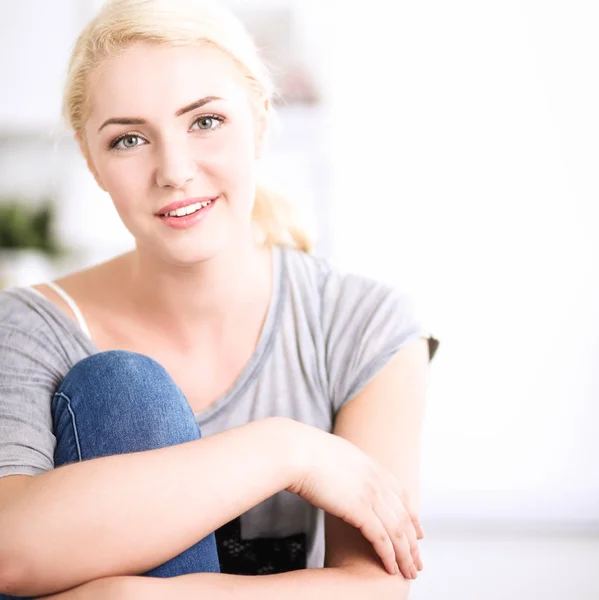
[{"xmin": 215, "ymin": 517, "xmax": 307, "ymax": 575}]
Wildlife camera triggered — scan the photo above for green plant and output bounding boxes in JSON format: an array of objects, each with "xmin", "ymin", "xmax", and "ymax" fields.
[{"xmin": 0, "ymin": 199, "xmax": 62, "ymax": 257}]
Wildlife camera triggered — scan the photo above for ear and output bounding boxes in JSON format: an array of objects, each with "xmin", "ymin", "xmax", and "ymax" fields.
[
  {"xmin": 254, "ymin": 98, "xmax": 270, "ymax": 160},
  {"xmin": 75, "ymin": 132, "xmax": 107, "ymax": 192}
]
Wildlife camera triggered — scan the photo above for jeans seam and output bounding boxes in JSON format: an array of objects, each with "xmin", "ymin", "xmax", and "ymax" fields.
[{"xmin": 53, "ymin": 391, "xmax": 83, "ymax": 462}]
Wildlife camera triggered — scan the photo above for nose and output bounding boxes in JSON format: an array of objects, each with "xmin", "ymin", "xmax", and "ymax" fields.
[{"xmin": 155, "ymin": 141, "xmax": 196, "ymax": 189}]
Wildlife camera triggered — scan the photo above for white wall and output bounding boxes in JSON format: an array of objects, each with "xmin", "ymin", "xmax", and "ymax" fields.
[
  {"xmin": 325, "ymin": 0, "xmax": 599, "ymax": 525},
  {"xmin": 0, "ymin": 0, "xmax": 90, "ymax": 134}
]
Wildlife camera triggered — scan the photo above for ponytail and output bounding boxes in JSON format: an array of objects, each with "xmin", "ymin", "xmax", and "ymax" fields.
[{"xmin": 252, "ymin": 184, "xmax": 312, "ymax": 253}]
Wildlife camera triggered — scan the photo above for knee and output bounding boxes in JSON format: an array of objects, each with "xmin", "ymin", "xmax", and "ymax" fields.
[
  {"xmin": 59, "ymin": 350, "xmax": 172, "ymax": 396},
  {"xmin": 53, "ymin": 351, "xmax": 202, "ymax": 457},
  {"xmin": 66, "ymin": 350, "xmax": 167, "ymax": 380},
  {"xmin": 54, "ymin": 351, "xmax": 196, "ymax": 428}
]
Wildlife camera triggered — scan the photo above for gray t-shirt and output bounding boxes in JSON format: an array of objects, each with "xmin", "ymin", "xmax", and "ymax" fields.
[{"xmin": 0, "ymin": 245, "xmax": 437, "ymax": 574}]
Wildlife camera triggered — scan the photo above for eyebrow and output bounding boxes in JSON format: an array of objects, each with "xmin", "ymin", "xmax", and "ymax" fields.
[{"xmin": 97, "ymin": 96, "xmax": 223, "ymax": 132}]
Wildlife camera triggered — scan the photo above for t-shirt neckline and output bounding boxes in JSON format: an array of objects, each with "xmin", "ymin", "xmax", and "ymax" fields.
[{"xmin": 195, "ymin": 244, "xmax": 287, "ymax": 423}]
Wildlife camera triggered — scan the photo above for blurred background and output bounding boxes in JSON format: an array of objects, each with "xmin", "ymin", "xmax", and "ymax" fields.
[{"xmin": 1, "ymin": 0, "xmax": 598, "ymax": 597}]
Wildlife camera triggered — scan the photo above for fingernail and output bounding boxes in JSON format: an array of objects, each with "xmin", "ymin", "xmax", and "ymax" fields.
[{"xmin": 411, "ymin": 566, "xmax": 418, "ymax": 579}]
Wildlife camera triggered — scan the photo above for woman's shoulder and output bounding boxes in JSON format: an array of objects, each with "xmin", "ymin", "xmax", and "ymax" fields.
[
  {"xmin": 279, "ymin": 246, "xmax": 436, "ymax": 410},
  {"xmin": 279, "ymin": 244, "xmax": 431, "ymax": 349},
  {"xmin": 0, "ymin": 287, "xmax": 65, "ymax": 369},
  {"xmin": 0, "ymin": 286, "xmax": 50, "ymax": 329},
  {"xmin": 23, "ymin": 253, "xmax": 131, "ymax": 334},
  {"xmin": 280, "ymin": 245, "xmax": 402, "ymax": 310},
  {"xmin": 0, "ymin": 285, "xmax": 94, "ymax": 361}
]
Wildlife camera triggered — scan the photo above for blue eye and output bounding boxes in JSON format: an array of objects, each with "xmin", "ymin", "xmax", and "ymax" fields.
[
  {"xmin": 192, "ymin": 115, "xmax": 224, "ymax": 131},
  {"xmin": 110, "ymin": 134, "xmax": 146, "ymax": 151},
  {"xmin": 108, "ymin": 114, "xmax": 224, "ymax": 152}
]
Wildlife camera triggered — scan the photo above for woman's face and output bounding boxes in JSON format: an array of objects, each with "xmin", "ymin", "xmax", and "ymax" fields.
[{"xmin": 81, "ymin": 42, "xmax": 265, "ymax": 265}]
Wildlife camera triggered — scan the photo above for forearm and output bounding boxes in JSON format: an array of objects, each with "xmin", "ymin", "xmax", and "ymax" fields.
[
  {"xmin": 41, "ymin": 566, "xmax": 411, "ymax": 600},
  {"xmin": 128, "ymin": 566, "xmax": 411, "ymax": 600},
  {"xmin": 1, "ymin": 417, "xmax": 298, "ymax": 598}
]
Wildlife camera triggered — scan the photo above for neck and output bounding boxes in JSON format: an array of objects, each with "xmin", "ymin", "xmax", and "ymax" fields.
[{"xmin": 121, "ymin": 238, "xmax": 273, "ymax": 342}]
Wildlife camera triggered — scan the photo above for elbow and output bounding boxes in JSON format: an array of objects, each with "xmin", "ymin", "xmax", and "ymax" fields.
[
  {"xmin": 0, "ymin": 521, "xmax": 20, "ymax": 595},
  {"xmin": 0, "ymin": 554, "xmax": 27, "ymax": 597},
  {"xmin": 0, "ymin": 537, "xmax": 65, "ymax": 598},
  {"xmin": 0, "ymin": 476, "xmax": 36, "ymax": 594},
  {"xmin": 0, "ymin": 522, "xmax": 27, "ymax": 595},
  {"xmin": 0, "ymin": 555, "xmax": 56, "ymax": 598},
  {"xmin": 0, "ymin": 520, "xmax": 39, "ymax": 597}
]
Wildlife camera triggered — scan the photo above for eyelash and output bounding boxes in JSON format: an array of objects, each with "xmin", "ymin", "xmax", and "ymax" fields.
[{"xmin": 108, "ymin": 114, "xmax": 226, "ymax": 152}]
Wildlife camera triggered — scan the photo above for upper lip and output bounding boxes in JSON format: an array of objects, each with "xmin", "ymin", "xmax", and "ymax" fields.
[{"xmin": 156, "ymin": 196, "xmax": 218, "ymax": 215}]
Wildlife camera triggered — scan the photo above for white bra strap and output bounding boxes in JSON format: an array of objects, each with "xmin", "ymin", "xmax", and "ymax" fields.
[
  {"xmin": 28, "ymin": 287, "xmax": 46, "ymax": 300},
  {"xmin": 45, "ymin": 282, "xmax": 92, "ymax": 339}
]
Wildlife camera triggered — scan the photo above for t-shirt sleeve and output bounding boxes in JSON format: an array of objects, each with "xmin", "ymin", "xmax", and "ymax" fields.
[
  {"xmin": 0, "ymin": 291, "xmax": 64, "ymax": 478},
  {"xmin": 322, "ymin": 273, "xmax": 438, "ymax": 414}
]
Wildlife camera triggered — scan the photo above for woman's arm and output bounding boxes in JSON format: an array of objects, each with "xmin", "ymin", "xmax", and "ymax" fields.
[
  {"xmin": 35, "ymin": 340, "xmax": 429, "ymax": 600},
  {"xmin": 3, "ymin": 409, "xmax": 416, "ymax": 598},
  {"xmin": 37, "ymin": 566, "xmax": 409, "ymax": 600},
  {"xmin": 166, "ymin": 565, "xmax": 410, "ymax": 599},
  {"xmin": 0, "ymin": 417, "xmax": 299, "ymax": 598},
  {"xmin": 324, "ymin": 339, "xmax": 430, "ymax": 586}
]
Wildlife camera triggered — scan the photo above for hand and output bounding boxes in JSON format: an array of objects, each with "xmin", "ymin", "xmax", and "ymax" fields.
[{"xmin": 284, "ymin": 420, "xmax": 422, "ymax": 579}]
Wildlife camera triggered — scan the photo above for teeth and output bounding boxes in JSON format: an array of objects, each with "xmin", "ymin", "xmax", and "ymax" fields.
[{"xmin": 164, "ymin": 199, "xmax": 213, "ymax": 217}]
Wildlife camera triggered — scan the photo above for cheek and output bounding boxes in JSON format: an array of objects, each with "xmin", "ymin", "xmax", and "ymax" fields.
[
  {"xmin": 100, "ymin": 158, "xmax": 149, "ymax": 207},
  {"xmin": 203, "ymin": 129, "xmax": 257, "ymax": 194}
]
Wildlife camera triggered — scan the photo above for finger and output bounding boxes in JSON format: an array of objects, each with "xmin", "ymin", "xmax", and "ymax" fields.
[
  {"xmin": 378, "ymin": 471, "xmax": 424, "ymax": 565},
  {"xmin": 399, "ymin": 532, "xmax": 417, "ymax": 579},
  {"xmin": 401, "ymin": 493, "xmax": 425, "ymax": 540},
  {"xmin": 413, "ymin": 517, "xmax": 425, "ymax": 540},
  {"xmin": 386, "ymin": 490, "xmax": 421, "ymax": 572},
  {"xmin": 407, "ymin": 526, "xmax": 424, "ymax": 571},
  {"xmin": 416, "ymin": 550, "xmax": 424, "ymax": 571},
  {"xmin": 373, "ymin": 496, "xmax": 417, "ymax": 579},
  {"xmin": 387, "ymin": 478, "xmax": 425, "ymax": 540},
  {"xmin": 359, "ymin": 510, "xmax": 398, "ymax": 575}
]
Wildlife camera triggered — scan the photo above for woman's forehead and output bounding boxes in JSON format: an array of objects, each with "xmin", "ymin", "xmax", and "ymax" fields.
[{"xmin": 87, "ymin": 42, "xmax": 248, "ymax": 125}]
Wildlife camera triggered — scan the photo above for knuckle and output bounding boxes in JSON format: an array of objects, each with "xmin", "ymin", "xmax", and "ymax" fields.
[
  {"xmin": 399, "ymin": 512, "xmax": 411, "ymax": 525},
  {"xmin": 345, "ymin": 513, "xmax": 363, "ymax": 529},
  {"xmin": 395, "ymin": 525, "xmax": 406, "ymax": 539},
  {"xmin": 360, "ymin": 490, "xmax": 374, "ymax": 509}
]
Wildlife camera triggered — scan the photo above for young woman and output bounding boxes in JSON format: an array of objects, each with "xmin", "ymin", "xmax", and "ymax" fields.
[{"xmin": 0, "ymin": 0, "xmax": 438, "ymax": 598}]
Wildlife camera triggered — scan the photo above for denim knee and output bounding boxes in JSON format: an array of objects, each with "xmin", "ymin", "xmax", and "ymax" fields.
[
  {"xmin": 52, "ymin": 351, "xmax": 201, "ymax": 459},
  {"xmin": 59, "ymin": 349, "xmax": 171, "ymax": 391}
]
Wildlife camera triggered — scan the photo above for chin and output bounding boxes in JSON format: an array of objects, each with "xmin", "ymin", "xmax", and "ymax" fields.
[
  {"xmin": 132, "ymin": 208, "xmax": 252, "ymax": 267},
  {"xmin": 154, "ymin": 229, "xmax": 235, "ymax": 267}
]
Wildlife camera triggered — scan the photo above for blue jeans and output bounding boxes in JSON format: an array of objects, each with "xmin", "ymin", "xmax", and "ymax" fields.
[{"xmin": 2, "ymin": 351, "xmax": 220, "ymax": 599}]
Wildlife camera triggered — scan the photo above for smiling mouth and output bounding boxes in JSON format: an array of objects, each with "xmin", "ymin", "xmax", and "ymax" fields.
[{"xmin": 159, "ymin": 198, "xmax": 215, "ymax": 218}]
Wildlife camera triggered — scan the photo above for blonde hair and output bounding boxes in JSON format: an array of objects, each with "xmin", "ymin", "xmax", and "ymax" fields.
[{"xmin": 63, "ymin": 0, "xmax": 311, "ymax": 252}]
